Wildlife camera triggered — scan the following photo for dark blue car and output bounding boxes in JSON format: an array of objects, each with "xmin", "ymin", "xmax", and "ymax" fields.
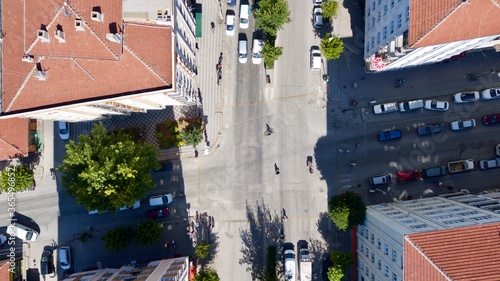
[{"xmin": 378, "ymin": 129, "xmax": 402, "ymax": 141}]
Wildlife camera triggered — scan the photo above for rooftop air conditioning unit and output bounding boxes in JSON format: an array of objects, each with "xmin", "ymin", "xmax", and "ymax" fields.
[
  {"xmin": 37, "ymin": 30, "xmax": 50, "ymax": 42},
  {"xmin": 106, "ymin": 33, "xmax": 122, "ymax": 43},
  {"xmin": 55, "ymin": 30, "xmax": 66, "ymax": 43},
  {"xmin": 33, "ymin": 70, "xmax": 46, "ymax": 81},
  {"xmin": 22, "ymin": 55, "xmax": 34, "ymax": 63},
  {"xmin": 91, "ymin": 11, "xmax": 104, "ymax": 22},
  {"xmin": 75, "ymin": 19, "xmax": 85, "ymax": 31}
]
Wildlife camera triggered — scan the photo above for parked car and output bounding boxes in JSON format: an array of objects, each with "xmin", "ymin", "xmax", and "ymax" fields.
[
  {"xmin": 479, "ymin": 158, "xmax": 500, "ymax": 170},
  {"xmin": 483, "ymin": 114, "xmax": 500, "ymax": 125},
  {"xmin": 0, "ymin": 234, "xmax": 7, "ymax": 246},
  {"xmin": 146, "ymin": 207, "xmax": 170, "ymax": 219},
  {"xmin": 239, "ymin": 4, "xmax": 250, "ymax": 29},
  {"xmin": 40, "ymin": 250, "xmax": 54, "ymax": 275},
  {"xmin": 453, "ymin": 91, "xmax": 480, "ymax": 103},
  {"xmin": 312, "ymin": 7, "xmax": 323, "ymax": 29},
  {"xmin": 399, "ymin": 99, "xmax": 424, "ymax": 112},
  {"xmin": 58, "ymin": 121, "xmax": 70, "ymax": 140},
  {"xmin": 417, "ymin": 124, "xmax": 445, "ymax": 136},
  {"xmin": 153, "ymin": 161, "xmax": 173, "ymax": 172},
  {"xmin": 238, "ymin": 39, "xmax": 248, "ymax": 64},
  {"xmin": 225, "ymin": 13, "xmax": 236, "ymax": 37},
  {"xmin": 251, "ymin": 39, "xmax": 263, "ymax": 65},
  {"xmin": 8, "ymin": 222, "xmax": 39, "ymax": 241},
  {"xmin": 450, "ymin": 119, "xmax": 476, "ymax": 131},
  {"xmin": 373, "ymin": 102, "xmax": 398, "ymax": 114},
  {"xmin": 369, "ymin": 174, "xmax": 392, "ymax": 186},
  {"xmin": 310, "ymin": 47, "xmax": 321, "ymax": 71},
  {"xmin": 396, "ymin": 170, "xmax": 420, "ymax": 182},
  {"xmin": 58, "ymin": 246, "xmax": 71, "ymax": 270},
  {"xmin": 424, "ymin": 100, "xmax": 449, "ymax": 111},
  {"xmin": 481, "ymin": 88, "xmax": 500, "ymax": 100},
  {"xmin": 149, "ymin": 194, "xmax": 173, "ymax": 206},
  {"xmin": 378, "ymin": 129, "xmax": 402, "ymax": 141},
  {"xmin": 117, "ymin": 201, "xmax": 141, "ymax": 211},
  {"xmin": 421, "ymin": 166, "xmax": 446, "ymax": 178}
]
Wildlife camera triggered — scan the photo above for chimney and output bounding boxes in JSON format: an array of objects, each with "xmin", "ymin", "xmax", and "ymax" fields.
[
  {"xmin": 106, "ymin": 33, "xmax": 122, "ymax": 44},
  {"xmin": 37, "ymin": 30, "xmax": 50, "ymax": 43},
  {"xmin": 55, "ymin": 30, "xmax": 66, "ymax": 43},
  {"xmin": 33, "ymin": 70, "xmax": 46, "ymax": 81},
  {"xmin": 75, "ymin": 20, "xmax": 85, "ymax": 31},
  {"xmin": 22, "ymin": 55, "xmax": 34, "ymax": 63},
  {"xmin": 91, "ymin": 11, "xmax": 104, "ymax": 22}
]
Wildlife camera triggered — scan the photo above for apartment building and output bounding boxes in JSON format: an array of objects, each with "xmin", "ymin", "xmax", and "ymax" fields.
[
  {"xmin": 357, "ymin": 195, "xmax": 500, "ymax": 281},
  {"xmin": 364, "ymin": 0, "xmax": 500, "ymax": 72},
  {"xmin": 0, "ymin": 0, "xmax": 198, "ymax": 159},
  {"xmin": 62, "ymin": 257, "xmax": 192, "ymax": 281}
]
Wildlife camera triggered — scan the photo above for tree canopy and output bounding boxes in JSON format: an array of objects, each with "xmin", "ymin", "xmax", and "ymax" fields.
[
  {"xmin": 104, "ymin": 226, "xmax": 133, "ymax": 251},
  {"xmin": 254, "ymin": 0, "xmax": 291, "ymax": 37},
  {"xmin": 180, "ymin": 123, "xmax": 204, "ymax": 148},
  {"xmin": 320, "ymin": 34, "xmax": 344, "ymax": 60},
  {"xmin": 327, "ymin": 266, "xmax": 344, "ymax": 281},
  {"xmin": 195, "ymin": 240, "xmax": 211, "ymax": 259},
  {"xmin": 135, "ymin": 220, "xmax": 163, "ymax": 245},
  {"xmin": 328, "ymin": 192, "xmax": 366, "ymax": 230},
  {"xmin": 322, "ymin": 0, "xmax": 339, "ymax": 19},
  {"xmin": 194, "ymin": 268, "xmax": 220, "ymax": 281},
  {"xmin": 0, "ymin": 164, "xmax": 34, "ymax": 193},
  {"xmin": 58, "ymin": 122, "xmax": 160, "ymax": 213},
  {"xmin": 262, "ymin": 42, "xmax": 283, "ymax": 69},
  {"xmin": 330, "ymin": 251, "xmax": 354, "ymax": 269}
]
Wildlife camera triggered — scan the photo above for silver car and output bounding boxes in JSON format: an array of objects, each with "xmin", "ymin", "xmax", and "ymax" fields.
[
  {"xmin": 481, "ymin": 88, "xmax": 500, "ymax": 100},
  {"xmin": 424, "ymin": 100, "xmax": 449, "ymax": 111},
  {"xmin": 453, "ymin": 91, "xmax": 480, "ymax": 103},
  {"xmin": 399, "ymin": 99, "xmax": 424, "ymax": 112},
  {"xmin": 450, "ymin": 119, "xmax": 476, "ymax": 131},
  {"xmin": 373, "ymin": 102, "xmax": 398, "ymax": 114}
]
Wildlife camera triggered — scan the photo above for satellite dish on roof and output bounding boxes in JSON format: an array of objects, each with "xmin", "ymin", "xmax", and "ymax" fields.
[{"xmin": 114, "ymin": 34, "xmax": 122, "ymax": 43}]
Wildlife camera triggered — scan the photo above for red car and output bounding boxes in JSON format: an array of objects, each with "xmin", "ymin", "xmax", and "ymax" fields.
[
  {"xmin": 483, "ymin": 114, "xmax": 500, "ymax": 125},
  {"xmin": 146, "ymin": 208, "xmax": 170, "ymax": 219},
  {"xmin": 396, "ymin": 170, "xmax": 420, "ymax": 182}
]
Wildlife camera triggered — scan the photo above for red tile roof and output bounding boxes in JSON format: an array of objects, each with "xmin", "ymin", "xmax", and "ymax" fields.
[
  {"xmin": 1, "ymin": 0, "xmax": 173, "ymax": 158},
  {"xmin": 405, "ymin": 222, "xmax": 500, "ymax": 281},
  {"xmin": 409, "ymin": 0, "xmax": 500, "ymax": 48},
  {"xmin": 0, "ymin": 118, "xmax": 29, "ymax": 159}
]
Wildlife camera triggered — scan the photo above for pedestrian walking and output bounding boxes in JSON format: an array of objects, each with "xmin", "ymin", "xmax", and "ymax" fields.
[
  {"xmin": 210, "ymin": 22, "xmax": 215, "ymax": 33},
  {"xmin": 356, "ymin": 143, "xmax": 360, "ymax": 148},
  {"xmin": 338, "ymin": 148, "xmax": 344, "ymax": 153},
  {"xmin": 350, "ymin": 162, "xmax": 356, "ymax": 166},
  {"xmin": 345, "ymin": 149, "xmax": 350, "ymax": 153}
]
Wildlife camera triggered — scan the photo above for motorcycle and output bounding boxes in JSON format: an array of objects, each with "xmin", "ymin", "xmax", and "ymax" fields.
[{"xmin": 307, "ymin": 156, "xmax": 314, "ymax": 174}]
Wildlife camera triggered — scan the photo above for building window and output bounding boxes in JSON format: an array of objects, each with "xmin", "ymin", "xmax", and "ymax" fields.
[
  {"xmin": 384, "ymin": 5, "xmax": 387, "ymax": 15},
  {"xmin": 371, "ymin": 37, "xmax": 375, "ymax": 49},
  {"xmin": 372, "ymin": 2, "xmax": 376, "ymax": 10},
  {"xmin": 360, "ymin": 260, "xmax": 365, "ymax": 271},
  {"xmin": 406, "ymin": 6, "xmax": 409, "ymax": 22},
  {"xmin": 383, "ymin": 26, "xmax": 387, "ymax": 39},
  {"xmin": 368, "ymin": 8, "xmax": 371, "ymax": 17},
  {"xmin": 372, "ymin": 273, "xmax": 375, "ymax": 281},
  {"xmin": 392, "ymin": 250, "xmax": 397, "ymax": 262},
  {"xmin": 361, "ymin": 243, "xmax": 365, "ymax": 253},
  {"xmin": 410, "ymin": 224, "xmax": 428, "ymax": 229},
  {"xmin": 397, "ymin": 14, "xmax": 402, "ymax": 28},
  {"xmin": 384, "ymin": 244, "xmax": 389, "ymax": 256},
  {"xmin": 377, "ymin": 238, "xmax": 381, "ymax": 249},
  {"xmin": 378, "ymin": 0, "xmax": 381, "ymax": 5},
  {"xmin": 366, "ymin": 43, "xmax": 370, "ymax": 51},
  {"xmin": 384, "ymin": 265, "xmax": 389, "ymax": 277},
  {"xmin": 371, "ymin": 253, "xmax": 375, "ymax": 263},
  {"xmin": 372, "ymin": 17, "xmax": 375, "ymax": 27},
  {"xmin": 391, "ymin": 0, "xmax": 394, "ymax": 8},
  {"xmin": 377, "ymin": 11, "xmax": 381, "ymax": 22},
  {"xmin": 377, "ymin": 259, "xmax": 382, "ymax": 270},
  {"xmin": 377, "ymin": 32, "xmax": 381, "ymax": 44},
  {"xmin": 392, "ymin": 273, "xmax": 398, "ymax": 281},
  {"xmin": 390, "ymin": 21, "xmax": 394, "ymax": 34},
  {"xmin": 366, "ymin": 248, "xmax": 370, "ymax": 258},
  {"xmin": 366, "ymin": 266, "xmax": 370, "ymax": 276},
  {"xmin": 371, "ymin": 233, "xmax": 375, "ymax": 244},
  {"xmin": 365, "ymin": 229, "xmax": 370, "ymax": 239}
]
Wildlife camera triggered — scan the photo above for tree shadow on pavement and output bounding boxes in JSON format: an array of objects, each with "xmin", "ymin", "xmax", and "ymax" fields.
[
  {"xmin": 316, "ymin": 212, "xmax": 333, "ymax": 246},
  {"xmin": 193, "ymin": 212, "xmax": 219, "ymax": 268},
  {"xmin": 239, "ymin": 199, "xmax": 283, "ymax": 281},
  {"xmin": 308, "ymin": 238, "xmax": 330, "ymax": 281}
]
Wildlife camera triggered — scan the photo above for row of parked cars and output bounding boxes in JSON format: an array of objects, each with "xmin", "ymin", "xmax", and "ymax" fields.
[
  {"xmin": 225, "ymin": 5, "xmax": 263, "ymax": 64},
  {"xmin": 373, "ymin": 88, "xmax": 500, "ymax": 114}
]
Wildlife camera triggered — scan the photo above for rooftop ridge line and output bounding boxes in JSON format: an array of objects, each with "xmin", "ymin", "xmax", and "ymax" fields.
[
  {"xmin": 122, "ymin": 44, "xmax": 169, "ymax": 86},
  {"xmin": 25, "ymin": 6, "xmax": 64, "ymax": 54},
  {"xmin": 5, "ymin": 65, "xmax": 38, "ymax": 112},
  {"xmin": 405, "ymin": 235, "xmax": 453, "ymax": 281}
]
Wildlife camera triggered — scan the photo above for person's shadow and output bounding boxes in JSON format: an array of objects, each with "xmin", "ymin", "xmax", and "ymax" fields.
[{"xmin": 274, "ymin": 163, "xmax": 280, "ymax": 175}]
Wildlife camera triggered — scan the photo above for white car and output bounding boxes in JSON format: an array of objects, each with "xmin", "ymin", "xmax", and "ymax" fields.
[
  {"xmin": 424, "ymin": 100, "xmax": 449, "ymax": 111},
  {"xmin": 239, "ymin": 4, "xmax": 250, "ymax": 29},
  {"xmin": 398, "ymin": 99, "xmax": 424, "ymax": 112},
  {"xmin": 453, "ymin": 91, "xmax": 480, "ymax": 103},
  {"xmin": 58, "ymin": 121, "xmax": 70, "ymax": 140},
  {"xmin": 118, "ymin": 200, "xmax": 141, "ymax": 211},
  {"xmin": 149, "ymin": 194, "xmax": 173, "ymax": 206},
  {"xmin": 7, "ymin": 223, "xmax": 39, "ymax": 241},
  {"xmin": 251, "ymin": 39, "xmax": 263, "ymax": 65},
  {"xmin": 373, "ymin": 102, "xmax": 398, "ymax": 114},
  {"xmin": 225, "ymin": 14, "xmax": 236, "ymax": 37},
  {"xmin": 58, "ymin": 246, "xmax": 71, "ymax": 270},
  {"xmin": 310, "ymin": 48, "xmax": 321, "ymax": 70},
  {"xmin": 450, "ymin": 119, "xmax": 476, "ymax": 131},
  {"xmin": 481, "ymin": 88, "xmax": 500, "ymax": 100}
]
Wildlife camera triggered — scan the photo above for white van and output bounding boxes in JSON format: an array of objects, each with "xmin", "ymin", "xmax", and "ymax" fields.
[
  {"xmin": 8, "ymin": 222, "xmax": 39, "ymax": 241},
  {"xmin": 369, "ymin": 174, "xmax": 392, "ymax": 186},
  {"xmin": 240, "ymin": 4, "xmax": 250, "ymax": 29},
  {"xmin": 239, "ymin": 39, "xmax": 248, "ymax": 64},
  {"xmin": 310, "ymin": 48, "xmax": 321, "ymax": 71},
  {"xmin": 251, "ymin": 39, "xmax": 263, "ymax": 64}
]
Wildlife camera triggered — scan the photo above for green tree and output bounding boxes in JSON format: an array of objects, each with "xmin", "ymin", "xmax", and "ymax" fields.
[
  {"xmin": 322, "ymin": 0, "xmax": 339, "ymax": 19},
  {"xmin": 330, "ymin": 251, "xmax": 354, "ymax": 269},
  {"xmin": 328, "ymin": 191, "xmax": 366, "ymax": 230},
  {"xmin": 0, "ymin": 164, "xmax": 34, "ymax": 193},
  {"xmin": 179, "ymin": 123, "xmax": 204, "ymax": 148},
  {"xmin": 194, "ymin": 268, "xmax": 220, "ymax": 281},
  {"xmin": 254, "ymin": 0, "xmax": 291, "ymax": 36},
  {"xmin": 195, "ymin": 240, "xmax": 211, "ymax": 259},
  {"xmin": 262, "ymin": 42, "xmax": 283, "ymax": 69},
  {"xmin": 58, "ymin": 122, "xmax": 160, "ymax": 213},
  {"xmin": 104, "ymin": 226, "xmax": 133, "ymax": 251},
  {"xmin": 135, "ymin": 220, "xmax": 163, "ymax": 245},
  {"xmin": 327, "ymin": 266, "xmax": 344, "ymax": 281},
  {"xmin": 320, "ymin": 34, "xmax": 344, "ymax": 60}
]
